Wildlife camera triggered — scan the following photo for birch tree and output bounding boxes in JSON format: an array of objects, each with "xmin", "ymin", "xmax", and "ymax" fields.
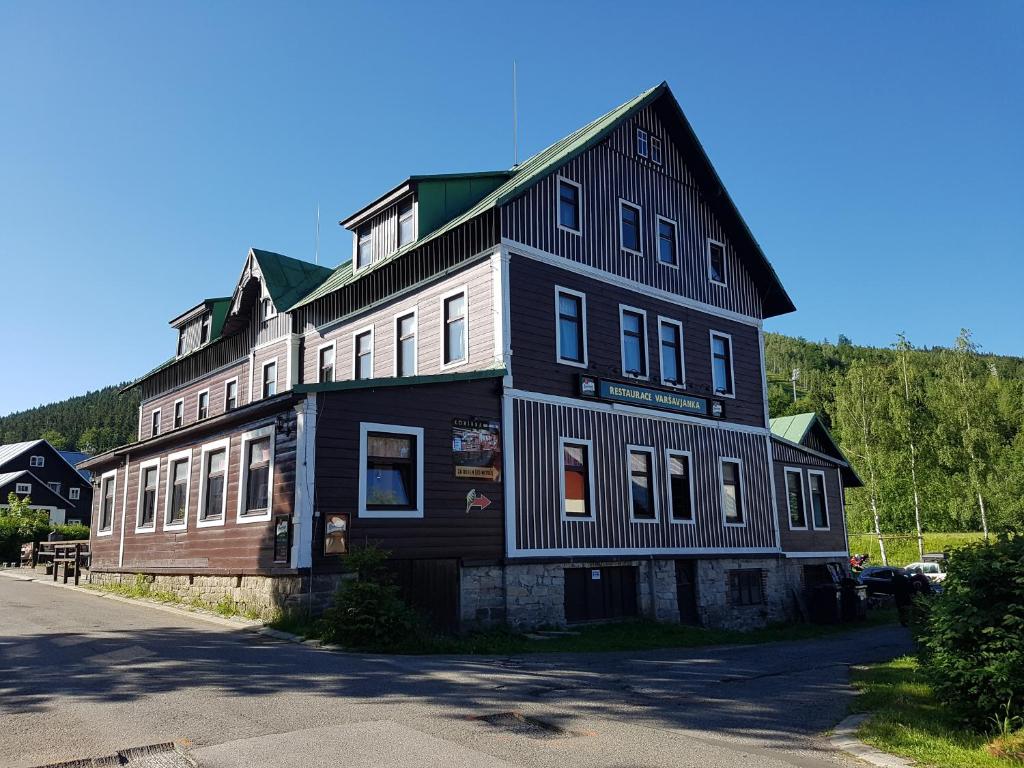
[{"xmin": 892, "ymin": 334, "xmax": 926, "ymax": 559}]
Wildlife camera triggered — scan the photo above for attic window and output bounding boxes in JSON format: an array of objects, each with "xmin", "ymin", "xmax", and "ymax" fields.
[
  {"xmin": 398, "ymin": 199, "xmax": 414, "ymax": 247},
  {"xmin": 261, "ymin": 297, "xmax": 276, "ymax": 321},
  {"xmin": 357, "ymin": 224, "xmax": 373, "ymax": 269},
  {"xmin": 651, "ymin": 137, "xmax": 663, "ymax": 165},
  {"xmin": 200, "ymin": 312, "xmax": 212, "ymax": 344},
  {"xmin": 636, "ymin": 129, "xmax": 649, "ymax": 158},
  {"xmin": 30, "ymin": 455, "xmax": 45, "ymax": 468}
]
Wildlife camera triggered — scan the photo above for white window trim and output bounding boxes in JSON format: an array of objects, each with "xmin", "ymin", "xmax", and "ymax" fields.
[
  {"xmin": 784, "ymin": 467, "xmax": 808, "ymax": 531},
  {"xmin": 555, "ymin": 175, "xmax": 583, "ymax": 235},
  {"xmin": 657, "ymin": 316, "xmax": 686, "ymax": 389},
  {"xmin": 636, "ymin": 128, "xmax": 649, "ymax": 158},
  {"xmin": 163, "ymin": 448, "xmax": 192, "ymax": 532},
  {"xmin": 397, "ymin": 196, "xmax": 417, "ymax": 249},
  {"xmin": 353, "ymin": 224, "xmax": 374, "ymax": 274},
  {"xmin": 626, "ymin": 444, "xmax": 659, "ymax": 524},
  {"xmin": 69, "ymin": 487, "xmax": 81, "ymax": 501},
  {"xmin": 196, "ymin": 437, "xmax": 230, "ymax": 528},
  {"xmin": 618, "ymin": 198, "xmax": 643, "ymax": 256},
  {"xmin": 223, "ymin": 377, "xmax": 239, "ymax": 410},
  {"xmin": 707, "ymin": 237, "xmax": 728, "ymax": 287},
  {"xmin": 260, "ymin": 284, "xmax": 278, "ymax": 320},
  {"xmin": 808, "ymin": 469, "xmax": 831, "ymax": 531},
  {"xmin": 719, "ymin": 457, "xmax": 747, "ymax": 528},
  {"xmin": 48, "ymin": 481, "xmax": 62, "ymax": 493},
  {"xmin": 709, "ymin": 329, "xmax": 737, "ymax": 399},
  {"xmin": 665, "ymin": 449, "xmax": 696, "ymax": 525},
  {"xmin": 29, "ymin": 455, "xmax": 45, "ymax": 468},
  {"xmin": 554, "ymin": 286, "xmax": 588, "ymax": 368},
  {"xmin": 96, "ymin": 469, "xmax": 117, "ymax": 536},
  {"xmin": 260, "ymin": 358, "xmax": 278, "ymax": 399},
  {"xmin": 558, "ymin": 436, "xmax": 595, "ymax": 523},
  {"xmin": 196, "ymin": 388, "xmax": 211, "ymax": 419},
  {"xmin": 650, "ymin": 136, "xmax": 663, "ymax": 165},
  {"xmin": 135, "ymin": 458, "xmax": 161, "ymax": 533},
  {"xmin": 173, "ymin": 398, "xmax": 185, "ymax": 428},
  {"xmin": 393, "ymin": 308, "xmax": 418, "ymax": 377},
  {"xmin": 619, "ymin": 304, "xmax": 650, "ymax": 381},
  {"xmin": 358, "ymin": 422, "xmax": 424, "ymax": 519},
  {"xmin": 439, "ymin": 285, "xmax": 469, "ymax": 370},
  {"xmin": 317, "ymin": 340, "xmax": 337, "ymax": 383},
  {"xmin": 15, "ymin": 482, "xmax": 31, "ymax": 494},
  {"xmin": 655, "ymin": 215, "xmax": 679, "ymax": 268},
  {"xmin": 352, "ymin": 325, "xmax": 375, "ymax": 380},
  {"xmin": 236, "ymin": 424, "xmax": 275, "ymax": 524},
  {"xmin": 151, "ymin": 408, "xmax": 161, "ymax": 437}
]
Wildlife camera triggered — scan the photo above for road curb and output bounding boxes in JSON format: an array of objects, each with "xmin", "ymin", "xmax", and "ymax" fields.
[{"xmin": 831, "ymin": 714, "xmax": 913, "ymax": 768}]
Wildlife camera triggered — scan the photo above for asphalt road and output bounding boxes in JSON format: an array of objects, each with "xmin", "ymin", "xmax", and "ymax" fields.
[{"xmin": 0, "ymin": 574, "xmax": 912, "ymax": 768}]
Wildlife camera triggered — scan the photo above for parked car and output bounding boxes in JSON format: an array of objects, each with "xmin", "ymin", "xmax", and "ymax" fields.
[
  {"xmin": 905, "ymin": 561, "xmax": 947, "ymax": 584},
  {"xmin": 857, "ymin": 566, "xmax": 934, "ymax": 595}
]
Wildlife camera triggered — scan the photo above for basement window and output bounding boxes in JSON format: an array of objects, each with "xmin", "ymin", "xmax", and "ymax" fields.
[{"xmin": 729, "ymin": 569, "xmax": 764, "ymax": 606}]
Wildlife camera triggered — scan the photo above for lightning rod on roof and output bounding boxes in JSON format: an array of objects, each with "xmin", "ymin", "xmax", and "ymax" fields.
[
  {"xmin": 315, "ymin": 203, "xmax": 320, "ymax": 265},
  {"xmin": 512, "ymin": 59, "xmax": 519, "ymax": 167}
]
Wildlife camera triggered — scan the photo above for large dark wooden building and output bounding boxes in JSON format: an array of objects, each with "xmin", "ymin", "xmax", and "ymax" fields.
[
  {"xmin": 81, "ymin": 83, "xmax": 858, "ymax": 629},
  {"xmin": 0, "ymin": 440, "xmax": 93, "ymax": 526}
]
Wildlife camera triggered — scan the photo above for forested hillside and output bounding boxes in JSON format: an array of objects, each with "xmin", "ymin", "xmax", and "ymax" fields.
[
  {"xmin": 766, "ymin": 331, "xmax": 1024, "ymax": 540},
  {"xmin": 0, "ymin": 385, "xmax": 141, "ymax": 454}
]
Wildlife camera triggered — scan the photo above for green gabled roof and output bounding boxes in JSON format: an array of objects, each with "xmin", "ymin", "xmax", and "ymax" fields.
[
  {"xmin": 290, "ymin": 84, "xmax": 664, "ymax": 310},
  {"xmin": 208, "ymin": 297, "xmax": 231, "ymax": 340},
  {"xmin": 769, "ymin": 413, "xmax": 818, "ymax": 444},
  {"xmin": 250, "ymin": 248, "xmax": 334, "ymax": 311}
]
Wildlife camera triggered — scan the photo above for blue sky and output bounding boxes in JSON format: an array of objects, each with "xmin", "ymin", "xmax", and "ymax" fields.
[{"xmin": 1, "ymin": 1, "xmax": 1020, "ymax": 415}]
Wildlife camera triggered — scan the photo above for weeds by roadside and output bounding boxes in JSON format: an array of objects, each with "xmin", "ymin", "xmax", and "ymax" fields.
[{"xmin": 86, "ymin": 575, "xmax": 267, "ymax": 622}]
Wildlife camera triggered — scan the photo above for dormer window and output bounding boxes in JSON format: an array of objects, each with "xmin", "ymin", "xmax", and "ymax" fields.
[
  {"xmin": 200, "ymin": 312, "xmax": 211, "ymax": 344},
  {"xmin": 357, "ymin": 224, "xmax": 373, "ymax": 269},
  {"xmin": 398, "ymin": 199, "xmax": 415, "ymax": 247}
]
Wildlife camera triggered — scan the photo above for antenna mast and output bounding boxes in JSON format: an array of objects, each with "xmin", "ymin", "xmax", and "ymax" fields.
[
  {"xmin": 315, "ymin": 203, "xmax": 320, "ymax": 265},
  {"xmin": 512, "ymin": 60, "xmax": 519, "ymax": 167}
]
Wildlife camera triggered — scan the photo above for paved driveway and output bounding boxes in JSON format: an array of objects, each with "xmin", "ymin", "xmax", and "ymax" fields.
[{"xmin": 0, "ymin": 575, "xmax": 911, "ymax": 768}]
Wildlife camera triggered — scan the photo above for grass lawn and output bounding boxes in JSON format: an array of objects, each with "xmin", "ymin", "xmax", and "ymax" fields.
[
  {"xmin": 850, "ymin": 656, "xmax": 1020, "ymax": 768},
  {"xmin": 847, "ymin": 532, "xmax": 984, "ymax": 567},
  {"xmin": 270, "ymin": 606, "xmax": 899, "ymax": 655}
]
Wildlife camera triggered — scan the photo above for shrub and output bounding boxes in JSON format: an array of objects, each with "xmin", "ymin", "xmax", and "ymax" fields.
[
  {"xmin": 918, "ymin": 534, "xmax": 1024, "ymax": 730},
  {"xmin": 53, "ymin": 523, "xmax": 90, "ymax": 540},
  {"xmin": 318, "ymin": 544, "xmax": 423, "ymax": 651}
]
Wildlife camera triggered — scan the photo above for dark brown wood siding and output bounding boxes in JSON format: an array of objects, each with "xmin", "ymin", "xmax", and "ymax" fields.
[
  {"xmin": 501, "ymin": 105, "xmax": 764, "ymax": 319},
  {"xmin": 313, "ymin": 377, "xmax": 504, "ymax": 567},
  {"xmin": 771, "ymin": 439, "xmax": 848, "ymax": 554},
  {"xmin": 508, "ymin": 256, "xmax": 767, "ymax": 429},
  {"xmin": 511, "ymin": 396, "xmax": 777, "ymax": 554}
]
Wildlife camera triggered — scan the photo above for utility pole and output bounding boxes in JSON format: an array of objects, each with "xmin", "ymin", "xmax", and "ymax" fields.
[{"xmin": 790, "ymin": 368, "xmax": 800, "ymax": 402}]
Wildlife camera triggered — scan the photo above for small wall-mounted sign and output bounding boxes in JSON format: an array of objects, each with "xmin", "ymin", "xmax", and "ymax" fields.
[
  {"xmin": 452, "ymin": 418, "xmax": 502, "ymax": 481},
  {"xmin": 324, "ymin": 513, "xmax": 349, "ymax": 556},
  {"xmin": 273, "ymin": 516, "xmax": 291, "ymax": 563},
  {"xmin": 591, "ymin": 569, "xmax": 602, "ymax": 581},
  {"xmin": 465, "ymin": 489, "xmax": 493, "ymax": 514}
]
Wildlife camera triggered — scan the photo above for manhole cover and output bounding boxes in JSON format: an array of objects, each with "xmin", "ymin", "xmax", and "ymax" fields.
[{"xmin": 471, "ymin": 712, "xmax": 583, "ymax": 739}]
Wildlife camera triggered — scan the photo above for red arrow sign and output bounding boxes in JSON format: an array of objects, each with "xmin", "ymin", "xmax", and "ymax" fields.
[{"xmin": 465, "ymin": 489, "xmax": 493, "ymax": 513}]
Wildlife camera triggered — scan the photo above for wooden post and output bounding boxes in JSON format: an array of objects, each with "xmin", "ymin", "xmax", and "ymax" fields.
[
  {"xmin": 74, "ymin": 544, "xmax": 81, "ymax": 586},
  {"xmin": 53, "ymin": 548, "xmax": 58, "ymax": 582}
]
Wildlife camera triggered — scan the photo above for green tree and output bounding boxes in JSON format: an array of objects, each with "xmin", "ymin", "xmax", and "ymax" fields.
[{"xmin": 40, "ymin": 429, "xmax": 69, "ymax": 450}]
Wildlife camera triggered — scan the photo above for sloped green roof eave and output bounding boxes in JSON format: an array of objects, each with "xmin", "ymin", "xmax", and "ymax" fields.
[
  {"xmin": 250, "ymin": 248, "xmax": 334, "ymax": 311},
  {"xmin": 769, "ymin": 413, "xmax": 818, "ymax": 444}
]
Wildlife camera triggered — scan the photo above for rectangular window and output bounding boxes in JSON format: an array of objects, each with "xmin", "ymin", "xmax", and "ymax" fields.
[
  {"xmin": 261, "ymin": 296, "xmax": 275, "ymax": 321},
  {"xmin": 555, "ymin": 288, "xmax": 587, "ymax": 366},
  {"xmin": 151, "ymin": 409, "xmax": 161, "ymax": 437},
  {"xmin": 69, "ymin": 487, "xmax": 81, "ymax": 500},
  {"xmin": 786, "ymin": 468, "xmax": 807, "ymax": 528},
  {"xmin": 636, "ymin": 128, "xmax": 648, "ymax": 157},
  {"xmin": 354, "ymin": 330, "xmax": 373, "ymax": 380},
  {"xmin": 658, "ymin": 318, "xmax": 685, "ymax": 387},
  {"xmin": 708, "ymin": 240, "xmax": 727, "ymax": 285},
  {"xmin": 15, "ymin": 482, "xmax": 31, "ymax": 494},
  {"xmin": 197, "ymin": 390, "xmax": 210, "ymax": 419},
  {"xmin": 243, "ymin": 436, "xmax": 272, "ymax": 516},
  {"xmin": 358, "ymin": 423, "xmax": 424, "ymax": 518},
  {"xmin": 29, "ymin": 455, "xmax": 44, "ymax": 468},
  {"xmin": 620, "ymin": 307, "xmax": 648, "ymax": 378},
  {"xmin": 200, "ymin": 446, "xmax": 227, "ymax": 523},
  {"xmin": 200, "ymin": 313, "xmax": 211, "ymax": 344},
  {"xmin": 398, "ymin": 198, "xmax": 415, "ymax": 247},
  {"xmin": 262, "ymin": 361, "xmax": 277, "ymax": 398},
  {"xmin": 657, "ymin": 217, "xmax": 677, "ymax": 266},
  {"xmin": 319, "ymin": 344, "xmax": 335, "ymax": 383},
  {"xmin": 166, "ymin": 455, "xmax": 190, "ymax": 527},
  {"xmin": 619, "ymin": 200, "xmax": 641, "ymax": 254},
  {"xmin": 357, "ymin": 224, "xmax": 373, "ymax": 268},
  {"xmin": 396, "ymin": 312, "xmax": 416, "ymax": 377},
  {"xmin": 48, "ymin": 481, "xmax": 61, "ymax": 494},
  {"xmin": 560, "ymin": 439, "xmax": 592, "ymax": 519},
  {"xmin": 138, "ymin": 463, "xmax": 158, "ymax": 530},
  {"xmin": 721, "ymin": 458, "xmax": 744, "ymax": 525},
  {"xmin": 174, "ymin": 399, "xmax": 184, "ymax": 428},
  {"xmin": 729, "ymin": 569, "xmax": 764, "ymax": 606},
  {"xmin": 809, "ymin": 471, "xmax": 829, "ymax": 529},
  {"xmin": 224, "ymin": 380, "xmax": 238, "ymax": 411},
  {"xmin": 627, "ymin": 447, "xmax": 656, "ymax": 521},
  {"xmin": 651, "ymin": 136, "xmax": 663, "ymax": 165},
  {"xmin": 711, "ymin": 332, "xmax": 734, "ymax": 396},
  {"xmin": 667, "ymin": 451, "xmax": 694, "ymax": 522},
  {"xmin": 99, "ymin": 472, "xmax": 116, "ymax": 532},
  {"xmin": 557, "ymin": 178, "xmax": 581, "ymax": 233},
  {"xmin": 442, "ymin": 290, "xmax": 467, "ymax": 366}
]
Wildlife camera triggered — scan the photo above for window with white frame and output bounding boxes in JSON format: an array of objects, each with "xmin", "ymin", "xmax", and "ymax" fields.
[
  {"xmin": 636, "ymin": 128, "xmax": 649, "ymax": 157},
  {"xmin": 48, "ymin": 481, "xmax": 61, "ymax": 494},
  {"xmin": 557, "ymin": 177, "xmax": 582, "ymax": 234},
  {"xmin": 224, "ymin": 379, "xmax": 238, "ymax": 411},
  {"xmin": 711, "ymin": 332, "xmax": 735, "ymax": 396},
  {"xmin": 809, "ymin": 471, "xmax": 829, "ymax": 529},
  {"xmin": 261, "ymin": 296, "xmax": 276, "ymax": 321},
  {"xmin": 358, "ymin": 423, "xmax": 424, "ymax": 518},
  {"xmin": 398, "ymin": 198, "xmax": 415, "ymax": 247},
  {"xmin": 442, "ymin": 289, "xmax": 467, "ymax": 366},
  {"xmin": 560, "ymin": 438, "xmax": 593, "ymax": 519},
  {"xmin": 555, "ymin": 288, "xmax": 587, "ymax": 367},
  {"xmin": 173, "ymin": 399, "xmax": 184, "ymax": 428},
  {"xmin": 238, "ymin": 426, "xmax": 274, "ymax": 521},
  {"xmin": 708, "ymin": 239, "xmax": 727, "ymax": 285},
  {"xmin": 200, "ymin": 312, "xmax": 212, "ymax": 344},
  {"xmin": 785, "ymin": 468, "xmax": 807, "ymax": 529},
  {"xmin": 627, "ymin": 446, "xmax": 657, "ymax": 522},
  {"xmin": 319, "ymin": 343, "xmax": 336, "ymax": 383},
  {"xmin": 354, "ymin": 329, "xmax": 373, "ymax": 380},
  {"xmin": 650, "ymin": 136, "xmax": 663, "ymax": 165},
  {"xmin": 262, "ymin": 361, "xmax": 277, "ymax": 398},
  {"xmin": 151, "ymin": 409, "xmax": 161, "ymax": 437},
  {"xmin": 395, "ymin": 312, "xmax": 417, "ymax": 377},
  {"xmin": 620, "ymin": 306, "xmax": 648, "ymax": 378},
  {"xmin": 356, "ymin": 224, "xmax": 373, "ymax": 269},
  {"xmin": 619, "ymin": 200, "xmax": 642, "ymax": 254},
  {"xmin": 657, "ymin": 216, "xmax": 677, "ymax": 266},
  {"xmin": 15, "ymin": 482, "xmax": 31, "ymax": 495},
  {"xmin": 137, "ymin": 461, "xmax": 159, "ymax": 530},
  {"xmin": 69, "ymin": 487, "xmax": 81, "ymax": 501},
  {"xmin": 658, "ymin": 318, "xmax": 685, "ymax": 387},
  {"xmin": 197, "ymin": 390, "xmax": 210, "ymax": 419},
  {"xmin": 720, "ymin": 458, "xmax": 744, "ymax": 525},
  {"xmin": 29, "ymin": 455, "xmax": 44, "ymax": 468},
  {"xmin": 164, "ymin": 452, "xmax": 191, "ymax": 528},
  {"xmin": 667, "ymin": 451, "xmax": 694, "ymax": 522},
  {"xmin": 198, "ymin": 442, "xmax": 228, "ymax": 525},
  {"xmin": 98, "ymin": 471, "xmax": 116, "ymax": 532}
]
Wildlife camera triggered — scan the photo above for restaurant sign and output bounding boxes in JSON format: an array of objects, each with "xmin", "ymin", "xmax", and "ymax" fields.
[
  {"xmin": 579, "ymin": 375, "xmax": 723, "ymax": 419},
  {"xmin": 452, "ymin": 418, "xmax": 502, "ymax": 482}
]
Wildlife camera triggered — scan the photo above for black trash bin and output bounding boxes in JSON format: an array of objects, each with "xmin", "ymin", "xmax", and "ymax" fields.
[
  {"xmin": 840, "ymin": 579, "xmax": 868, "ymax": 622},
  {"xmin": 808, "ymin": 583, "xmax": 842, "ymax": 624}
]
